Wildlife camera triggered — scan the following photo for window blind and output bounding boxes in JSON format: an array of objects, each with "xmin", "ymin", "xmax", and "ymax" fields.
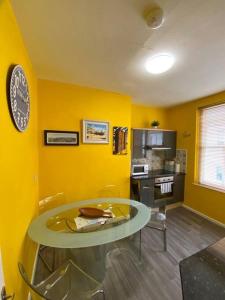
[{"xmin": 199, "ymin": 103, "xmax": 225, "ymax": 190}]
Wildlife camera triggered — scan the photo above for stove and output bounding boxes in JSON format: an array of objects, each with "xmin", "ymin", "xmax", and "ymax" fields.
[{"xmin": 148, "ymin": 169, "xmax": 175, "ymax": 177}]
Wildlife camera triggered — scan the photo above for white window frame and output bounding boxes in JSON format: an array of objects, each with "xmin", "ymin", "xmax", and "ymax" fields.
[{"xmin": 198, "ymin": 103, "xmax": 225, "ymax": 191}]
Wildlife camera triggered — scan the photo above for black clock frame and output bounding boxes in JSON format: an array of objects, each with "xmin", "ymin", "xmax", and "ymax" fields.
[{"xmin": 7, "ymin": 64, "xmax": 30, "ymax": 132}]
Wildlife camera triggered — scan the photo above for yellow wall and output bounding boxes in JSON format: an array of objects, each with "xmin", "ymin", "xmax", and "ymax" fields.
[
  {"xmin": 131, "ymin": 104, "xmax": 167, "ymax": 129},
  {"xmin": 38, "ymin": 80, "xmax": 131, "ymax": 201},
  {"xmin": 0, "ymin": 1, "xmax": 38, "ymax": 298},
  {"xmin": 7, "ymin": 0, "xmax": 225, "ymax": 296},
  {"xmin": 168, "ymin": 92, "xmax": 225, "ymax": 224}
]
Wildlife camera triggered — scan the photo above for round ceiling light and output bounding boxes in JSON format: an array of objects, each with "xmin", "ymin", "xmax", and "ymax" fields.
[{"xmin": 145, "ymin": 53, "xmax": 175, "ymax": 74}]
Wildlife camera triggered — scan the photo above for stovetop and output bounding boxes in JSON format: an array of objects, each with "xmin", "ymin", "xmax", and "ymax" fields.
[{"xmin": 148, "ymin": 169, "xmax": 175, "ymax": 176}]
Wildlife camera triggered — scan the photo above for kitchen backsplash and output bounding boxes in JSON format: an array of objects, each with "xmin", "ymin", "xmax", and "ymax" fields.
[
  {"xmin": 176, "ymin": 149, "xmax": 187, "ymax": 173},
  {"xmin": 132, "ymin": 150, "xmax": 165, "ymax": 170},
  {"xmin": 132, "ymin": 148, "xmax": 187, "ymax": 173}
]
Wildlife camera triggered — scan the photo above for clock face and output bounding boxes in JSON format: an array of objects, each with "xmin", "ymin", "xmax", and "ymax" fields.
[{"xmin": 9, "ymin": 65, "xmax": 30, "ymax": 132}]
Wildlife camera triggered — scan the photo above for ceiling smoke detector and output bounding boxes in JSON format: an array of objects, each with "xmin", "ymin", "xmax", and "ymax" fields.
[{"xmin": 145, "ymin": 7, "xmax": 164, "ymax": 29}]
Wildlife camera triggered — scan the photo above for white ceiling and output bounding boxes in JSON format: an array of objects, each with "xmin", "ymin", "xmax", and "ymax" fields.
[{"xmin": 11, "ymin": 0, "xmax": 225, "ymax": 107}]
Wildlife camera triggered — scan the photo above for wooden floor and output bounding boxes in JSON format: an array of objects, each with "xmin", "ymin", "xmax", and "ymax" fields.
[{"xmin": 35, "ymin": 207, "xmax": 225, "ymax": 300}]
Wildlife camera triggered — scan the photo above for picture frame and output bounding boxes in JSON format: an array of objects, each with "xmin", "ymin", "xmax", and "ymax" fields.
[
  {"xmin": 44, "ymin": 130, "xmax": 79, "ymax": 146},
  {"xmin": 83, "ymin": 120, "xmax": 109, "ymax": 144},
  {"xmin": 113, "ymin": 127, "xmax": 128, "ymax": 155}
]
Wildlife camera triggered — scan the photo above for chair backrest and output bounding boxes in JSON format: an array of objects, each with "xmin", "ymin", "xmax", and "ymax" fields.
[
  {"xmin": 131, "ymin": 181, "xmax": 141, "ymax": 201},
  {"xmin": 98, "ymin": 184, "xmax": 120, "ymax": 198},
  {"xmin": 18, "ymin": 262, "xmax": 51, "ymax": 300},
  {"xmin": 131, "ymin": 181, "xmax": 167, "ymax": 209},
  {"xmin": 39, "ymin": 192, "xmax": 66, "ymax": 215}
]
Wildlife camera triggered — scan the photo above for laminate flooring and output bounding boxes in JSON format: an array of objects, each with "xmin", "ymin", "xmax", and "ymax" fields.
[{"xmin": 34, "ymin": 207, "xmax": 225, "ymax": 300}]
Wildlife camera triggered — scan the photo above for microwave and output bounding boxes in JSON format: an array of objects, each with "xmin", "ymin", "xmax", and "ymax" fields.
[{"xmin": 132, "ymin": 164, "xmax": 149, "ymax": 176}]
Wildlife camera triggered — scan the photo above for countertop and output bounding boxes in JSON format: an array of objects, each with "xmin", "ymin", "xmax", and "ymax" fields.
[
  {"xmin": 131, "ymin": 169, "xmax": 185, "ymax": 180},
  {"xmin": 180, "ymin": 237, "xmax": 225, "ymax": 300}
]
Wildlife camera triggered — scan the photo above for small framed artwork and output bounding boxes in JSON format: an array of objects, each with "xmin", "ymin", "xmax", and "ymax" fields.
[
  {"xmin": 113, "ymin": 127, "xmax": 128, "ymax": 155},
  {"xmin": 44, "ymin": 130, "xmax": 79, "ymax": 146},
  {"xmin": 83, "ymin": 120, "xmax": 109, "ymax": 144}
]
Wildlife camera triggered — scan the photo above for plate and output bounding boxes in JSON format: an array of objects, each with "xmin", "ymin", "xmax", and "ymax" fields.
[{"xmin": 79, "ymin": 207, "xmax": 112, "ymax": 218}]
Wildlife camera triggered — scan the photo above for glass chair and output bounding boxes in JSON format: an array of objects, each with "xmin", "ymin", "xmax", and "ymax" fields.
[
  {"xmin": 131, "ymin": 182, "xmax": 167, "ymax": 251},
  {"xmin": 68, "ymin": 185, "xmax": 121, "ymax": 284},
  {"xmin": 18, "ymin": 259, "xmax": 105, "ymax": 300},
  {"xmin": 145, "ymin": 205, "xmax": 167, "ymax": 251},
  {"xmin": 98, "ymin": 185, "xmax": 121, "ymax": 198},
  {"xmin": 98, "ymin": 185, "xmax": 142, "ymax": 263},
  {"xmin": 38, "ymin": 192, "xmax": 67, "ymax": 272}
]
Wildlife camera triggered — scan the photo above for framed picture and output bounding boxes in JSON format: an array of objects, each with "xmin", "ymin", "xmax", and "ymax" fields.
[
  {"xmin": 44, "ymin": 130, "xmax": 79, "ymax": 146},
  {"xmin": 113, "ymin": 127, "xmax": 128, "ymax": 155},
  {"xmin": 83, "ymin": 120, "xmax": 109, "ymax": 144}
]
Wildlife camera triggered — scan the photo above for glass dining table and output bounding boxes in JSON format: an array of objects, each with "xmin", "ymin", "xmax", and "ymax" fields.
[
  {"xmin": 29, "ymin": 198, "xmax": 151, "ymax": 282},
  {"xmin": 28, "ymin": 198, "xmax": 151, "ymax": 249}
]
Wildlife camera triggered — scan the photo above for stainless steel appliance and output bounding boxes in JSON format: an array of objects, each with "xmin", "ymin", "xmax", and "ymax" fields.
[
  {"xmin": 154, "ymin": 176, "xmax": 174, "ymax": 200},
  {"xmin": 132, "ymin": 164, "xmax": 149, "ymax": 176}
]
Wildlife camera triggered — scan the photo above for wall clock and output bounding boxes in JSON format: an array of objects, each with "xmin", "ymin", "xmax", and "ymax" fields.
[{"xmin": 8, "ymin": 65, "xmax": 30, "ymax": 132}]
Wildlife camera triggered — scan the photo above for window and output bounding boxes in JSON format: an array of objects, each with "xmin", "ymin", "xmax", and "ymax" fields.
[{"xmin": 199, "ymin": 103, "xmax": 225, "ymax": 190}]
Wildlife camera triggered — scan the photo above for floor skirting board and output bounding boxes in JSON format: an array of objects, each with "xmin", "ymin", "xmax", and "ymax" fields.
[
  {"xmin": 182, "ymin": 204, "xmax": 225, "ymax": 229},
  {"xmin": 167, "ymin": 202, "xmax": 182, "ymax": 210},
  {"xmin": 151, "ymin": 202, "xmax": 182, "ymax": 212}
]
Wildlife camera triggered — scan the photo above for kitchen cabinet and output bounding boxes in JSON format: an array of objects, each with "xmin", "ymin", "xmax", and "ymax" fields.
[
  {"xmin": 164, "ymin": 131, "xmax": 176, "ymax": 159},
  {"xmin": 139, "ymin": 179, "xmax": 155, "ymax": 207},
  {"xmin": 131, "ymin": 172, "xmax": 185, "ymax": 207},
  {"xmin": 173, "ymin": 174, "xmax": 185, "ymax": 202},
  {"xmin": 132, "ymin": 129, "xmax": 177, "ymax": 160},
  {"xmin": 131, "ymin": 178, "xmax": 155, "ymax": 207},
  {"xmin": 132, "ymin": 129, "xmax": 146, "ymax": 158},
  {"xmin": 146, "ymin": 131, "xmax": 163, "ymax": 147}
]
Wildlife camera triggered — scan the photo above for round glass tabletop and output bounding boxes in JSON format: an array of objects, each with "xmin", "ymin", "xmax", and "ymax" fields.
[{"xmin": 28, "ymin": 198, "xmax": 150, "ymax": 248}]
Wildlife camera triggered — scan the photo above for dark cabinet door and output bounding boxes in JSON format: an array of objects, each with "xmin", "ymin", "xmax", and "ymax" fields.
[
  {"xmin": 164, "ymin": 131, "xmax": 177, "ymax": 159},
  {"xmin": 140, "ymin": 179, "xmax": 154, "ymax": 207},
  {"xmin": 146, "ymin": 131, "xmax": 163, "ymax": 147},
  {"xmin": 130, "ymin": 178, "xmax": 154, "ymax": 207},
  {"xmin": 132, "ymin": 129, "xmax": 176, "ymax": 159},
  {"xmin": 132, "ymin": 130, "xmax": 146, "ymax": 158},
  {"xmin": 173, "ymin": 174, "xmax": 185, "ymax": 202}
]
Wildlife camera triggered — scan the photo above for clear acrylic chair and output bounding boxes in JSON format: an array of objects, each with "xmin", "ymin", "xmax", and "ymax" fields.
[
  {"xmin": 39, "ymin": 192, "xmax": 66, "ymax": 214},
  {"xmin": 18, "ymin": 259, "xmax": 105, "ymax": 300},
  {"xmin": 145, "ymin": 205, "xmax": 167, "ymax": 251},
  {"xmin": 98, "ymin": 185, "xmax": 142, "ymax": 263},
  {"xmin": 98, "ymin": 185, "xmax": 120, "ymax": 198},
  {"xmin": 131, "ymin": 182, "xmax": 167, "ymax": 251},
  {"xmin": 68, "ymin": 186, "xmax": 121, "ymax": 284},
  {"xmin": 38, "ymin": 192, "xmax": 67, "ymax": 272}
]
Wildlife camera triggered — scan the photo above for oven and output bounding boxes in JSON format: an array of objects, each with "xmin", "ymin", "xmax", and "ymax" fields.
[{"xmin": 154, "ymin": 176, "xmax": 174, "ymax": 200}]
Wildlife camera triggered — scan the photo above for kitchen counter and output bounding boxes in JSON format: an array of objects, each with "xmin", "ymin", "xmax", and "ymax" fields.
[
  {"xmin": 180, "ymin": 237, "xmax": 225, "ymax": 300},
  {"xmin": 130, "ymin": 169, "xmax": 185, "ymax": 206},
  {"xmin": 131, "ymin": 169, "xmax": 185, "ymax": 180}
]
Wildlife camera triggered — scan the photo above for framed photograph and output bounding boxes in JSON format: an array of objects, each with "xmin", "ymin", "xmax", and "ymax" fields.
[
  {"xmin": 113, "ymin": 127, "xmax": 128, "ymax": 155},
  {"xmin": 83, "ymin": 120, "xmax": 109, "ymax": 144},
  {"xmin": 44, "ymin": 130, "xmax": 79, "ymax": 146}
]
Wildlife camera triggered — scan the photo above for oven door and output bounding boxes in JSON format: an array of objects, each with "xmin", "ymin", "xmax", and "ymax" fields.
[{"xmin": 154, "ymin": 182, "xmax": 174, "ymax": 200}]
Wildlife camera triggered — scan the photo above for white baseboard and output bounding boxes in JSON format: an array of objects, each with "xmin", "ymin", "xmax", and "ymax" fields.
[
  {"xmin": 28, "ymin": 244, "xmax": 39, "ymax": 300},
  {"xmin": 182, "ymin": 204, "xmax": 225, "ymax": 229}
]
